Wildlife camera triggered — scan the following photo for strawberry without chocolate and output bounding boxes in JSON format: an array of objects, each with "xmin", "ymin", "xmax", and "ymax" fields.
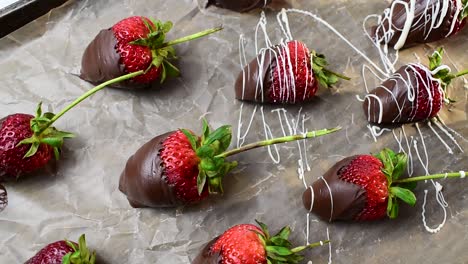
[
  {"xmin": 80, "ymin": 16, "xmax": 221, "ymax": 88},
  {"xmin": 235, "ymin": 40, "xmax": 349, "ymax": 104},
  {"xmin": 26, "ymin": 234, "xmax": 95, "ymax": 264},
  {"xmin": 372, "ymin": 0, "xmax": 468, "ymax": 50},
  {"xmin": 192, "ymin": 220, "xmax": 328, "ymax": 264},
  {"xmin": 119, "ymin": 119, "xmax": 341, "ymax": 208},
  {"xmin": 363, "ymin": 48, "xmax": 468, "ymax": 124},
  {"xmin": 303, "ymin": 148, "xmax": 467, "ymax": 221},
  {"xmin": 0, "ymin": 71, "xmax": 144, "ymax": 211}
]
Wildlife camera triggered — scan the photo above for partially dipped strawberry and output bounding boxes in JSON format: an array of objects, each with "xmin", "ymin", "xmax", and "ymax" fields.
[
  {"xmin": 372, "ymin": 0, "xmax": 467, "ymax": 49},
  {"xmin": 119, "ymin": 119, "xmax": 341, "ymax": 208},
  {"xmin": 26, "ymin": 234, "xmax": 95, "ymax": 264},
  {"xmin": 303, "ymin": 148, "xmax": 468, "ymax": 221},
  {"xmin": 205, "ymin": 0, "xmax": 272, "ymax": 12},
  {"xmin": 81, "ymin": 16, "xmax": 221, "ymax": 88},
  {"xmin": 235, "ymin": 40, "xmax": 349, "ymax": 104},
  {"xmin": 363, "ymin": 48, "xmax": 468, "ymax": 124},
  {"xmin": 192, "ymin": 220, "xmax": 328, "ymax": 264}
]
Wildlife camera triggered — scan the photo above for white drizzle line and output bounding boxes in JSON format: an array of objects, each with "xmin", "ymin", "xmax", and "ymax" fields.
[
  {"xmin": 415, "ymin": 123, "xmax": 430, "ymax": 176},
  {"xmin": 261, "ymin": 107, "xmax": 281, "ymax": 163},
  {"xmin": 319, "ymin": 176, "xmax": 334, "ymax": 222},
  {"xmin": 432, "ymin": 119, "xmax": 466, "ymax": 152},
  {"xmin": 402, "ymin": 127, "xmax": 414, "ymax": 176},
  {"xmin": 427, "ymin": 121, "xmax": 454, "ymax": 154},
  {"xmin": 460, "ymin": 171, "xmax": 466, "ymax": 178},
  {"xmin": 236, "ymin": 103, "xmax": 258, "ymax": 148},
  {"xmin": 421, "ymin": 182, "xmax": 448, "ymax": 234},
  {"xmin": 283, "ymin": 8, "xmax": 387, "ymax": 77}
]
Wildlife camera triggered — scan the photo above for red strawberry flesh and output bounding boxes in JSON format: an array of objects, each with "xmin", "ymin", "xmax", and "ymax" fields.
[
  {"xmin": 0, "ymin": 114, "xmax": 52, "ymax": 178},
  {"xmin": 25, "ymin": 240, "xmax": 75, "ymax": 264},
  {"xmin": 210, "ymin": 224, "xmax": 266, "ymax": 264}
]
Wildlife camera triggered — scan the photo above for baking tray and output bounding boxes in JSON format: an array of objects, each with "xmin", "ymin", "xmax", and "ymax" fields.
[{"xmin": 0, "ymin": 0, "xmax": 467, "ymax": 263}]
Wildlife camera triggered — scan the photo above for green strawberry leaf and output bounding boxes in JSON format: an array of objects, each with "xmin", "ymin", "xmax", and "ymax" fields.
[
  {"xmin": 62, "ymin": 234, "xmax": 95, "ymax": 264},
  {"xmin": 398, "ymin": 181, "xmax": 418, "ymax": 191},
  {"xmin": 462, "ymin": 0, "xmax": 468, "ymax": 20},
  {"xmin": 196, "ymin": 170, "xmax": 207, "ymax": 195},
  {"xmin": 387, "ymin": 195, "xmax": 393, "ymax": 216},
  {"xmin": 311, "ymin": 50, "xmax": 350, "ymax": 89},
  {"xmin": 255, "ymin": 220, "xmax": 270, "ymax": 239},
  {"xmin": 392, "ymin": 152, "xmax": 407, "ymax": 180},
  {"xmin": 40, "ymin": 137, "xmax": 63, "ymax": 148},
  {"xmin": 266, "ymin": 246, "xmax": 293, "ymax": 256},
  {"xmin": 428, "ymin": 48, "xmax": 443, "ymax": 71},
  {"xmin": 390, "ymin": 187, "xmax": 416, "ymax": 206},
  {"xmin": 201, "ymin": 118, "xmax": 210, "ymax": 144},
  {"xmin": 180, "ymin": 129, "xmax": 198, "ymax": 150},
  {"xmin": 163, "ymin": 60, "xmax": 180, "ymax": 78},
  {"xmin": 388, "ymin": 198, "xmax": 399, "ymax": 219},
  {"xmin": 35, "ymin": 102, "xmax": 43, "ymax": 117},
  {"xmin": 276, "ymin": 226, "xmax": 291, "ymax": 240},
  {"xmin": 23, "ymin": 142, "xmax": 40, "ymax": 158}
]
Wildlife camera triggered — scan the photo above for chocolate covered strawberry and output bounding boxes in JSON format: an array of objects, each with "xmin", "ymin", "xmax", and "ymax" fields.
[
  {"xmin": 205, "ymin": 0, "xmax": 272, "ymax": 12},
  {"xmin": 363, "ymin": 48, "xmax": 468, "ymax": 124},
  {"xmin": 192, "ymin": 220, "xmax": 328, "ymax": 264},
  {"xmin": 119, "ymin": 119, "xmax": 341, "ymax": 208},
  {"xmin": 235, "ymin": 40, "xmax": 349, "ymax": 104},
  {"xmin": 26, "ymin": 234, "xmax": 95, "ymax": 264},
  {"xmin": 0, "ymin": 70, "xmax": 143, "ymax": 212},
  {"xmin": 303, "ymin": 148, "xmax": 467, "ymax": 221},
  {"xmin": 372, "ymin": 0, "xmax": 467, "ymax": 49},
  {"xmin": 81, "ymin": 16, "xmax": 221, "ymax": 88}
]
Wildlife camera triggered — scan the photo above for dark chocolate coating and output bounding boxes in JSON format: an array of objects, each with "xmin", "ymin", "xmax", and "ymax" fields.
[
  {"xmin": 373, "ymin": 0, "xmax": 460, "ymax": 49},
  {"xmin": 119, "ymin": 131, "xmax": 181, "ymax": 208},
  {"xmin": 235, "ymin": 47, "xmax": 278, "ymax": 103},
  {"xmin": 302, "ymin": 156, "xmax": 367, "ymax": 221},
  {"xmin": 363, "ymin": 64, "xmax": 433, "ymax": 124},
  {"xmin": 80, "ymin": 29, "xmax": 146, "ymax": 89},
  {"xmin": 192, "ymin": 237, "xmax": 222, "ymax": 264},
  {"xmin": 206, "ymin": 0, "xmax": 272, "ymax": 12}
]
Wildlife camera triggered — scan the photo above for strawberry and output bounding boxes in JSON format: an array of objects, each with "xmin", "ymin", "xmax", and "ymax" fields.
[
  {"xmin": 303, "ymin": 148, "xmax": 468, "ymax": 221},
  {"xmin": 80, "ymin": 16, "xmax": 222, "ymax": 88},
  {"xmin": 26, "ymin": 234, "xmax": 95, "ymax": 264},
  {"xmin": 119, "ymin": 119, "xmax": 341, "ymax": 208},
  {"xmin": 0, "ymin": 69, "xmax": 143, "ymax": 212},
  {"xmin": 205, "ymin": 0, "xmax": 272, "ymax": 12},
  {"xmin": 364, "ymin": 48, "xmax": 468, "ymax": 124},
  {"xmin": 373, "ymin": 0, "xmax": 468, "ymax": 49},
  {"xmin": 0, "ymin": 106, "xmax": 73, "ymax": 180},
  {"xmin": 193, "ymin": 220, "xmax": 328, "ymax": 264},
  {"xmin": 235, "ymin": 40, "xmax": 349, "ymax": 104}
]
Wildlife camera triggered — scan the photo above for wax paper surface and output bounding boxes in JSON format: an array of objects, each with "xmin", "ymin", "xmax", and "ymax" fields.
[{"xmin": 0, "ymin": 0, "xmax": 467, "ymax": 263}]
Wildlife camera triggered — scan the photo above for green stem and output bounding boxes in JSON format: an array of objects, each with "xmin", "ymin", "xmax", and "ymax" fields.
[
  {"xmin": 394, "ymin": 171, "xmax": 467, "ymax": 183},
  {"xmin": 215, "ymin": 127, "xmax": 341, "ymax": 158},
  {"xmin": 158, "ymin": 27, "xmax": 223, "ymax": 49},
  {"xmin": 291, "ymin": 240, "xmax": 330, "ymax": 253},
  {"xmin": 39, "ymin": 70, "xmax": 144, "ymax": 134},
  {"xmin": 455, "ymin": 69, "xmax": 468, "ymax": 78}
]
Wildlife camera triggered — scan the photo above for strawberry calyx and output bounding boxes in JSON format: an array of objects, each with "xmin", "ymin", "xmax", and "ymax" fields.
[
  {"xmin": 428, "ymin": 48, "xmax": 468, "ymax": 103},
  {"xmin": 311, "ymin": 50, "xmax": 350, "ymax": 89},
  {"xmin": 254, "ymin": 220, "xmax": 329, "ymax": 263},
  {"xmin": 461, "ymin": 0, "xmax": 468, "ymax": 20},
  {"xmin": 181, "ymin": 119, "xmax": 238, "ymax": 195},
  {"xmin": 130, "ymin": 18, "xmax": 223, "ymax": 83},
  {"xmin": 62, "ymin": 234, "xmax": 96, "ymax": 264},
  {"xmin": 374, "ymin": 148, "xmax": 416, "ymax": 219},
  {"xmin": 18, "ymin": 102, "xmax": 74, "ymax": 160}
]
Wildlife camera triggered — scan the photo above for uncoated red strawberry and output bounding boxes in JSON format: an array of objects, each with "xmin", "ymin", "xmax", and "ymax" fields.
[
  {"xmin": 0, "ymin": 114, "xmax": 53, "ymax": 178},
  {"xmin": 26, "ymin": 234, "xmax": 95, "ymax": 264},
  {"xmin": 193, "ymin": 220, "xmax": 328, "ymax": 264},
  {"xmin": 364, "ymin": 48, "xmax": 467, "ymax": 124},
  {"xmin": 235, "ymin": 40, "xmax": 349, "ymax": 104}
]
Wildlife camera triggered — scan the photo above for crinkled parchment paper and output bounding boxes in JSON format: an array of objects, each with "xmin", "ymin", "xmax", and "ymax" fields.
[{"xmin": 0, "ymin": 0, "xmax": 467, "ymax": 263}]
